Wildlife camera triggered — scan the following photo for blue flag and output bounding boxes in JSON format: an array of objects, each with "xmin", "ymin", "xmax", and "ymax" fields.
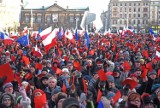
[
  {"xmin": 75, "ymin": 29, "xmax": 79, "ymax": 41},
  {"xmin": 149, "ymin": 28, "xmax": 157, "ymax": 40},
  {"xmin": 149, "ymin": 28, "xmax": 155, "ymax": 35},
  {"xmin": 36, "ymin": 27, "xmax": 42, "ymax": 40},
  {"xmin": 17, "ymin": 34, "xmax": 29, "ymax": 46},
  {"xmin": 0, "ymin": 32, "xmax": 4, "ymax": 39},
  {"xmin": 84, "ymin": 31, "xmax": 90, "ymax": 47}
]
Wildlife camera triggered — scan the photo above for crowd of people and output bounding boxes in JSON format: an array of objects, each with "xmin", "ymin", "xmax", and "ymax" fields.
[{"xmin": 0, "ymin": 30, "xmax": 160, "ymax": 108}]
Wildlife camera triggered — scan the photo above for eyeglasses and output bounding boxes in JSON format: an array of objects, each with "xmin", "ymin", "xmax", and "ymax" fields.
[{"xmin": 131, "ymin": 100, "xmax": 141, "ymax": 103}]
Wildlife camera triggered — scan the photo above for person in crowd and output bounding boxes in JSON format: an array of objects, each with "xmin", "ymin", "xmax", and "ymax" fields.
[
  {"xmin": 127, "ymin": 92, "xmax": 143, "ymax": 108},
  {"xmin": 44, "ymin": 77, "xmax": 61, "ymax": 100},
  {"xmin": 0, "ymin": 93, "xmax": 15, "ymax": 108}
]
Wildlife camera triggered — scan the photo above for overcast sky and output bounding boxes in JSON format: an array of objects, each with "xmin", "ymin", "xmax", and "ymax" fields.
[{"xmin": 24, "ymin": 0, "xmax": 110, "ymax": 14}]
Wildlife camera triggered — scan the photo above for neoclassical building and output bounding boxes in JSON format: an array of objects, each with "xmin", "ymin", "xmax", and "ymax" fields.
[
  {"xmin": 20, "ymin": 3, "xmax": 89, "ymax": 31},
  {"xmin": 108, "ymin": 0, "xmax": 160, "ymax": 33}
]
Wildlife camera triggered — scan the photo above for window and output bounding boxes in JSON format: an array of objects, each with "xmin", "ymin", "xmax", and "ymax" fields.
[
  {"xmin": 125, "ymin": 14, "xmax": 127, "ymax": 18},
  {"xmin": 134, "ymin": 8, "xmax": 136, "ymax": 12},
  {"xmin": 129, "ymin": 14, "xmax": 131, "ymax": 18},
  {"xmin": 143, "ymin": 8, "xmax": 148, "ymax": 12},
  {"xmin": 113, "ymin": 20, "xmax": 117, "ymax": 24},
  {"xmin": 129, "ymin": 8, "xmax": 131, "ymax": 12},
  {"xmin": 25, "ymin": 15, "xmax": 29, "ymax": 23},
  {"xmin": 125, "ymin": 8, "xmax": 127, "ymax": 12},
  {"xmin": 125, "ymin": 3, "xmax": 127, "ymax": 6},
  {"xmin": 0, "ymin": 0, "xmax": 2, "ymax": 3},
  {"xmin": 52, "ymin": 14, "xmax": 58, "ymax": 22},
  {"xmin": 124, "ymin": 20, "xmax": 127, "ymax": 24},
  {"xmin": 138, "ymin": 20, "xmax": 140, "ymax": 24},
  {"xmin": 134, "ymin": 3, "xmax": 136, "ymax": 6},
  {"xmin": 70, "ymin": 16, "xmax": 74, "ymax": 22},
  {"xmin": 120, "ymin": 20, "xmax": 122, "ymax": 24},
  {"xmin": 37, "ymin": 15, "xmax": 41, "ymax": 23},
  {"xmin": 143, "ymin": 14, "xmax": 148, "ymax": 18},
  {"xmin": 46, "ymin": 15, "xmax": 51, "ymax": 23},
  {"xmin": 138, "ymin": 14, "xmax": 140, "ymax": 17},
  {"xmin": 134, "ymin": 14, "xmax": 136, "ymax": 18},
  {"xmin": 138, "ymin": 8, "xmax": 140, "ymax": 12},
  {"xmin": 133, "ymin": 20, "xmax": 136, "ymax": 24},
  {"xmin": 159, "ymin": 21, "xmax": 160, "ymax": 24},
  {"xmin": 120, "ymin": 3, "xmax": 122, "ymax": 6},
  {"xmin": 129, "ymin": 3, "xmax": 131, "ymax": 6}
]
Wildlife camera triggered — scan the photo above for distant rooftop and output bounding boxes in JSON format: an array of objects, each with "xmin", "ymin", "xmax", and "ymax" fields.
[{"xmin": 23, "ymin": 2, "xmax": 88, "ymax": 10}]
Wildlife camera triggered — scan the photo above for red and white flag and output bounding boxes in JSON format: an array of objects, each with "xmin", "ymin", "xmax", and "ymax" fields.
[
  {"xmin": 42, "ymin": 28, "xmax": 59, "ymax": 52},
  {"xmin": 156, "ymin": 50, "xmax": 160, "ymax": 61},
  {"xmin": 65, "ymin": 29, "xmax": 75, "ymax": 43},
  {"xmin": 23, "ymin": 26, "xmax": 29, "ymax": 35},
  {"xmin": 3, "ymin": 33, "xmax": 14, "ymax": 45},
  {"xmin": 33, "ymin": 45, "xmax": 43, "ymax": 58},
  {"xmin": 39, "ymin": 26, "xmax": 52, "ymax": 40}
]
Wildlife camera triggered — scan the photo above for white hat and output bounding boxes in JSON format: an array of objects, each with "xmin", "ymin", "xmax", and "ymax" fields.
[{"xmin": 62, "ymin": 68, "xmax": 69, "ymax": 73}]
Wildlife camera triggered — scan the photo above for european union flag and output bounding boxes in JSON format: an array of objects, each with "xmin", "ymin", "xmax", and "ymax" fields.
[
  {"xmin": 84, "ymin": 31, "xmax": 90, "ymax": 47},
  {"xmin": 16, "ymin": 34, "xmax": 29, "ymax": 46}
]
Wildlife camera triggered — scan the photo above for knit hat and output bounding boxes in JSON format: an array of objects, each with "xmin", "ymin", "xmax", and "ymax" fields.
[
  {"xmin": 148, "ymin": 70, "xmax": 157, "ymax": 76},
  {"xmin": 141, "ymin": 93, "xmax": 153, "ymax": 105},
  {"xmin": 62, "ymin": 97, "xmax": 79, "ymax": 108},
  {"xmin": 107, "ymin": 75, "xmax": 115, "ymax": 83},
  {"xmin": 51, "ymin": 87, "xmax": 61, "ymax": 96},
  {"xmin": 107, "ymin": 91, "xmax": 115, "ymax": 100},
  {"xmin": 3, "ymin": 82, "xmax": 13, "ymax": 90}
]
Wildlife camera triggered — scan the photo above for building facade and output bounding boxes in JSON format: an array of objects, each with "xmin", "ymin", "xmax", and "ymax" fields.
[
  {"xmin": 0, "ymin": 0, "xmax": 21, "ymax": 32},
  {"xmin": 108, "ymin": 0, "xmax": 160, "ymax": 33},
  {"xmin": 20, "ymin": 3, "xmax": 89, "ymax": 31},
  {"xmin": 101, "ymin": 11, "xmax": 109, "ymax": 32}
]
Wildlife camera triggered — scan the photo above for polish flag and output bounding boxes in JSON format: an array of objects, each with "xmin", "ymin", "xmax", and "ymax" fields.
[
  {"xmin": 156, "ymin": 50, "xmax": 160, "ymax": 61},
  {"xmin": 3, "ymin": 33, "xmax": 14, "ymax": 45},
  {"xmin": 39, "ymin": 26, "xmax": 52, "ymax": 40},
  {"xmin": 42, "ymin": 28, "xmax": 59, "ymax": 52},
  {"xmin": 65, "ymin": 29, "xmax": 75, "ymax": 43},
  {"xmin": 33, "ymin": 45, "xmax": 43, "ymax": 58},
  {"xmin": 23, "ymin": 26, "xmax": 29, "ymax": 35}
]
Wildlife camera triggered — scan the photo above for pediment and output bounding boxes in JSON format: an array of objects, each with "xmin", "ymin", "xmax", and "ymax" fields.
[{"xmin": 46, "ymin": 4, "xmax": 66, "ymax": 12}]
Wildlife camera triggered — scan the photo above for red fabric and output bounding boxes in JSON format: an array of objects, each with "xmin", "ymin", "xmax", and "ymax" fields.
[
  {"xmin": 141, "ymin": 68, "xmax": 148, "ymax": 78},
  {"xmin": 112, "ymin": 90, "xmax": 121, "ymax": 105},
  {"xmin": 97, "ymin": 69, "xmax": 107, "ymax": 81},
  {"xmin": 35, "ymin": 63, "xmax": 43, "ymax": 70},
  {"xmin": 142, "ymin": 50, "xmax": 149, "ymax": 58},
  {"xmin": 122, "ymin": 61, "xmax": 131, "ymax": 71},
  {"xmin": 82, "ymin": 78, "xmax": 88, "ymax": 95},
  {"xmin": 97, "ymin": 89, "xmax": 102, "ymax": 102},
  {"xmin": 146, "ymin": 62, "xmax": 153, "ymax": 71},
  {"xmin": 0, "ymin": 63, "xmax": 14, "ymax": 84},
  {"xmin": 34, "ymin": 93, "xmax": 47, "ymax": 108},
  {"xmin": 122, "ymin": 78, "xmax": 138, "ymax": 90},
  {"xmin": 73, "ymin": 61, "xmax": 81, "ymax": 71},
  {"xmin": 56, "ymin": 68, "xmax": 62, "ymax": 75},
  {"xmin": 62, "ymin": 83, "xmax": 67, "ymax": 93},
  {"xmin": 158, "ymin": 69, "xmax": 160, "ymax": 77},
  {"xmin": 22, "ymin": 55, "xmax": 30, "ymax": 66}
]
